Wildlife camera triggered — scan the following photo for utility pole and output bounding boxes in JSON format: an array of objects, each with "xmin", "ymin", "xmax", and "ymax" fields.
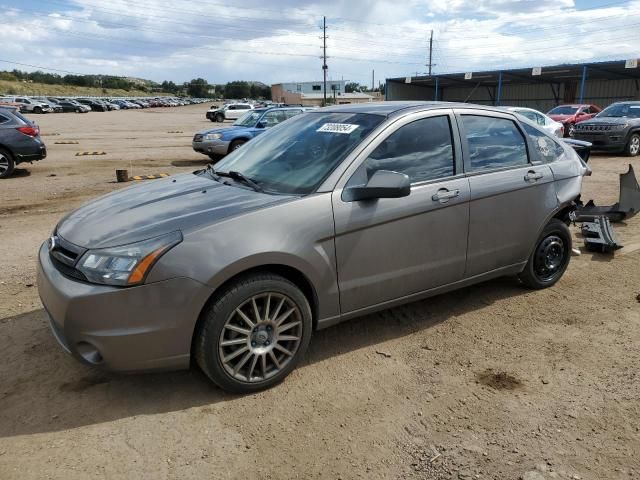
[
  {"xmin": 322, "ymin": 16, "xmax": 328, "ymax": 106},
  {"xmin": 372, "ymin": 69, "xmax": 375, "ymax": 91},
  {"xmin": 428, "ymin": 29, "xmax": 434, "ymax": 76}
]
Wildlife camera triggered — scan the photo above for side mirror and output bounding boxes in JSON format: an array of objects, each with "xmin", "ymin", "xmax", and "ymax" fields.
[
  {"xmin": 256, "ymin": 121, "xmax": 266, "ymax": 129},
  {"xmin": 343, "ymin": 170, "xmax": 411, "ymax": 202}
]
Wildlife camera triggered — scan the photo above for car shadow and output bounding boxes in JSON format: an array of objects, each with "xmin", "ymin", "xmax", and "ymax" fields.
[{"xmin": 0, "ymin": 276, "xmax": 526, "ymax": 438}]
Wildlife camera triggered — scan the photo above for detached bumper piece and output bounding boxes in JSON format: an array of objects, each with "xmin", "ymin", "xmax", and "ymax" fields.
[
  {"xmin": 581, "ymin": 216, "xmax": 622, "ymax": 253},
  {"xmin": 573, "ymin": 165, "xmax": 640, "ymax": 223}
]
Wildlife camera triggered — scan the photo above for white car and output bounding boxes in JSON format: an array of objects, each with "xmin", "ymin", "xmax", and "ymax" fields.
[
  {"xmin": 206, "ymin": 103, "xmax": 253, "ymax": 122},
  {"xmin": 0, "ymin": 96, "xmax": 54, "ymax": 114},
  {"xmin": 504, "ymin": 106, "xmax": 564, "ymax": 137}
]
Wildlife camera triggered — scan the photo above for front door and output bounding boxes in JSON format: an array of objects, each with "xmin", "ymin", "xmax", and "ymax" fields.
[{"xmin": 332, "ymin": 111, "xmax": 470, "ymax": 314}]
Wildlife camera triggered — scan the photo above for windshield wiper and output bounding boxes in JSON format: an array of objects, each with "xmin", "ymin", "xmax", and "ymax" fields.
[{"xmin": 212, "ymin": 168, "xmax": 264, "ymax": 193}]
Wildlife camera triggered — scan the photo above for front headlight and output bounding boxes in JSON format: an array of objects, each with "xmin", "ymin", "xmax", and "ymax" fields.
[
  {"xmin": 612, "ymin": 124, "xmax": 627, "ymax": 130},
  {"xmin": 204, "ymin": 133, "xmax": 223, "ymax": 140},
  {"xmin": 76, "ymin": 231, "xmax": 182, "ymax": 286}
]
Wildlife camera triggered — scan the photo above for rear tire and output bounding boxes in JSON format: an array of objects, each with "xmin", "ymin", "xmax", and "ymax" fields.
[
  {"xmin": 194, "ymin": 273, "xmax": 312, "ymax": 393},
  {"xmin": 518, "ymin": 219, "xmax": 571, "ymax": 289},
  {"xmin": 0, "ymin": 148, "xmax": 16, "ymax": 179},
  {"xmin": 625, "ymin": 133, "xmax": 640, "ymax": 157}
]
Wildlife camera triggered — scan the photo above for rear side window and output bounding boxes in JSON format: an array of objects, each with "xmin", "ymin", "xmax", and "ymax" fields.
[
  {"xmin": 521, "ymin": 123, "xmax": 565, "ymax": 163},
  {"xmin": 361, "ymin": 115, "xmax": 455, "ymax": 184},
  {"xmin": 0, "ymin": 113, "xmax": 9, "ymax": 124},
  {"xmin": 461, "ymin": 115, "xmax": 528, "ymax": 171}
]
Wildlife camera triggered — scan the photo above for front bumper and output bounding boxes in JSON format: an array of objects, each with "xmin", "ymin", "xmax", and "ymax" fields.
[
  {"xmin": 192, "ymin": 139, "xmax": 230, "ymax": 156},
  {"xmin": 37, "ymin": 241, "xmax": 213, "ymax": 372},
  {"xmin": 572, "ymin": 132, "xmax": 627, "ymax": 152}
]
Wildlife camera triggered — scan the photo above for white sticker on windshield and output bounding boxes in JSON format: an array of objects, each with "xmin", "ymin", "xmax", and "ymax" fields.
[{"xmin": 317, "ymin": 123, "xmax": 359, "ymax": 134}]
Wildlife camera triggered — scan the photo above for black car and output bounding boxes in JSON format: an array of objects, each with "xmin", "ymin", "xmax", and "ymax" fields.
[
  {"xmin": 55, "ymin": 99, "xmax": 89, "ymax": 113},
  {"xmin": 0, "ymin": 106, "xmax": 47, "ymax": 178},
  {"xmin": 573, "ymin": 101, "xmax": 640, "ymax": 156},
  {"xmin": 77, "ymin": 99, "xmax": 108, "ymax": 112}
]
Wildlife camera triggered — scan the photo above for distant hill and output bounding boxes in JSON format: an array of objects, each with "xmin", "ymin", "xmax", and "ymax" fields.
[{"xmin": 0, "ymin": 79, "xmax": 155, "ymax": 97}]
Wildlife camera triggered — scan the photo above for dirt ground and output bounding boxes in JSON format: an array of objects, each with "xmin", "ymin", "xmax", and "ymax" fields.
[{"xmin": 0, "ymin": 104, "xmax": 638, "ymax": 480}]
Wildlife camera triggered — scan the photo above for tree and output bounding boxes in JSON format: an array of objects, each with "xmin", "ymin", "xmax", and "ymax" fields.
[
  {"xmin": 345, "ymin": 82, "xmax": 364, "ymax": 93},
  {"xmin": 223, "ymin": 81, "xmax": 251, "ymax": 99},
  {"xmin": 161, "ymin": 80, "xmax": 179, "ymax": 93},
  {"xmin": 187, "ymin": 78, "xmax": 209, "ymax": 97}
]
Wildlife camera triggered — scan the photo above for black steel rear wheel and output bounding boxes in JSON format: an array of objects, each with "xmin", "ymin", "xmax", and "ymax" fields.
[{"xmin": 519, "ymin": 219, "xmax": 571, "ymax": 289}]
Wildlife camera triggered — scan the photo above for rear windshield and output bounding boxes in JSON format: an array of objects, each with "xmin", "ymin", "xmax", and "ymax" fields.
[{"xmin": 548, "ymin": 106, "xmax": 578, "ymax": 115}]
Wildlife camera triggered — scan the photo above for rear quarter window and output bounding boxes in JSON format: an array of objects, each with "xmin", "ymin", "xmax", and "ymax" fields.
[{"xmin": 521, "ymin": 123, "xmax": 565, "ymax": 163}]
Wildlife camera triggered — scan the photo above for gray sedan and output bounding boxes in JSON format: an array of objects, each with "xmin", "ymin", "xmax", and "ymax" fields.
[{"xmin": 38, "ymin": 102, "xmax": 590, "ymax": 392}]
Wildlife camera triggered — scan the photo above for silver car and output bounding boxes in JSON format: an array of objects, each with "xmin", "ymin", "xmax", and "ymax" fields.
[
  {"xmin": 504, "ymin": 106, "xmax": 565, "ymax": 137},
  {"xmin": 37, "ymin": 102, "xmax": 590, "ymax": 392}
]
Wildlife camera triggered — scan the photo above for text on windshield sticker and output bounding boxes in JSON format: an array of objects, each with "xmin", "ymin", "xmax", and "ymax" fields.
[{"xmin": 317, "ymin": 123, "xmax": 359, "ymax": 134}]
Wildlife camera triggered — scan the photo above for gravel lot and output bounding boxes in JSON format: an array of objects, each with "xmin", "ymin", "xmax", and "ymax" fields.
[{"xmin": 1, "ymin": 104, "xmax": 639, "ymax": 480}]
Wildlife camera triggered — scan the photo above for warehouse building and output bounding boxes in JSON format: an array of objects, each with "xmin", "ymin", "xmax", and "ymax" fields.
[
  {"xmin": 385, "ymin": 59, "xmax": 640, "ymax": 111},
  {"xmin": 271, "ymin": 80, "xmax": 376, "ymax": 106}
]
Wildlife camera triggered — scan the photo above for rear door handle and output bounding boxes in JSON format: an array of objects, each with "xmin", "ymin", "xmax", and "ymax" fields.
[
  {"xmin": 432, "ymin": 188, "xmax": 460, "ymax": 202},
  {"xmin": 525, "ymin": 170, "xmax": 544, "ymax": 182}
]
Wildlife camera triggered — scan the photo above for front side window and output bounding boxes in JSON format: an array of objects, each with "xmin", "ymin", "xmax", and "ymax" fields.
[
  {"xmin": 521, "ymin": 123, "xmax": 565, "ymax": 163},
  {"xmin": 461, "ymin": 115, "xmax": 528, "ymax": 171},
  {"xmin": 356, "ymin": 115, "xmax": 455, "ymax": 185},
  {"xmin": 262, "ymin": 110, "xmax": 287, "ymax": 127},
  {"xmin": 209, "ymin": 112, "xmax": 384, "ymax": 195}
]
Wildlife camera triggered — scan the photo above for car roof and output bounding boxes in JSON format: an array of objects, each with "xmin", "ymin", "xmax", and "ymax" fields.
[{"xmin": 318, "ymin": 101, "xmax": 518, "ymax": 118}]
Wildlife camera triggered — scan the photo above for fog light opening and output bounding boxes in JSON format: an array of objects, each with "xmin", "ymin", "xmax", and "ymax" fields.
[{"xmin": 76, "ymin": 341, "xmax": 104, "ymax": 365}]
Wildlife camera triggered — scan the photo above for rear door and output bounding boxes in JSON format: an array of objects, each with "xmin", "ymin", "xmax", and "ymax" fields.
[
  {"xmin": 332, "ymin": 109, "xmax": 470, "ymax": 313},
  {"xmin": 457, "ymin": 110, "xmax": 557, "ymax": 277}
]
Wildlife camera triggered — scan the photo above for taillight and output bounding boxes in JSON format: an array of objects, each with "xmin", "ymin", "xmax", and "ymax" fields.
[{"xmin": 17, "ymin": 126, "xmax": 39, "ymax": 137}]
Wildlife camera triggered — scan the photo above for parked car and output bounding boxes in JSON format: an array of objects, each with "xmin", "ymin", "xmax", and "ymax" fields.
[
  {"xmin": 572, "ymin": 101, "xmax": 640, "ymax": 156},
  {"xmin": 76, "ymin": 99, "xmax": 108, "ymax": 112},
  {"xmin": 38, "ymin": 102, "xmax": 590, "ymax": 392},
  {"xmin": 33, "ymin": 97, "xmax": 63, "ymax": 113},
  {"xmin": 206, "ymin": 103, "xmax": 253, "ymax": 122},
  {"xmin": 547, "ymin": 104, "xmax": 602, "ymax": 137},
  {"xmin": 504, "ymin": 106, "xmax": 564, "ymax": 137},
  {"xmin": 0, "ymin": 96, "xmax": 53, "ymax": 114},
  {"xmin": 55, "ymin": 99, "xmax": 90, "ymax": 113},
  {"xmin": 0, "ymin": 106, "xmax": 47, "ymax": 178},
  {"xmin": 193, "ymin": 107, "xmax": 309, "ymax": 158}
]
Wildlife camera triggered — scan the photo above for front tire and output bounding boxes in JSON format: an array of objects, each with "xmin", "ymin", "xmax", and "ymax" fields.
[
  {"xmin": 567, "ymin": 123, "xmax": 576, "ymax": 137},
  {"xmin": 229, "ymin": 139, "xmax": 246, "ymax": 152},
  {"xmin": 0, "ymin": 148, "xmax": 16, "ymax": 179},
  {"xmin": 625, "ymin": 133, "xmax": 640, "ymax": 157},
  {"xmin": 34, "ymin": 106, "xmax": 42, "ymax": 114},
  {"xmin": 518, "ymin": 219, "xmax": 571, "ymax": 289},
  {"xmin": 215, "ymin": 113, "xmax": 224, "ymax": 122},
  {"xmin": 194, "ymin": 273, "xmax": 312, "ymax": 393}
]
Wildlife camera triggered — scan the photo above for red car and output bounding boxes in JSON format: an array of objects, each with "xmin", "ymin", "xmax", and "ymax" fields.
[{"xmin": 547, "ymin": 104, "xmax": 602, "ymax": 137}]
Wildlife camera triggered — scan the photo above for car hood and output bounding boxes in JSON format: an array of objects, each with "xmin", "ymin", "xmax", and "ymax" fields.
[
  {"xmin": 578, "ymin": 117, "xmax": 631, "ymax": 126},
  {"xmin": 198, "ymin": 125, "xmax": 246, "ymax": 136},
  {"xmin": 56, "ymin": 173, "xmax": 294, "ymax": 249},
  {"xmin": 548, "ymin": 114, "xmax": 575, "ymax": 122}
]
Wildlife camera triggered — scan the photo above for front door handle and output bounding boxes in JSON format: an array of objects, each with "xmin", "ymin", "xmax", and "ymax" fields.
[
  {"xmin": 525, "ymin": 170, "xmax": 544, "ymax": 182},
  {"xmin": 432, "ymin": 188, "xmax": 460, "ymax": 203}
]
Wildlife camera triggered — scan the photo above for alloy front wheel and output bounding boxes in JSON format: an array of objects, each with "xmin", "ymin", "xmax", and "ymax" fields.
[
  {"xmin": 219, "ymin": 293, "xmax": 303, "ymax": 383},
  {"xmin": 626, "ymin": 134, "xmax": 640, "ymax": 157},
  {"xmin": 195, "ymin": 273, "xmax": 312, "ymax": 393}
]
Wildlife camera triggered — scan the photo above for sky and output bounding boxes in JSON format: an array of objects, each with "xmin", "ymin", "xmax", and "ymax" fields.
[{"xmin": 0, "ymin": 0, "xmax": 639, "ymax": 86}]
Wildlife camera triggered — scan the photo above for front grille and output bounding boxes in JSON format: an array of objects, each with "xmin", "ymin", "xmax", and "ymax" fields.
[
  {"xmin": 193, "ymin": 134, "xmax": 203, "ymax": 142},
  {"xmin": 49, "ymin": 234, "xmax": 87, "ymax": 282},
  {"xmin": 577, "ymin": 124, "xmax": 614, "ymax": 132},
  {"xmin": 50, "ymin": 255, "xmax": 88, "ymax": 281}
]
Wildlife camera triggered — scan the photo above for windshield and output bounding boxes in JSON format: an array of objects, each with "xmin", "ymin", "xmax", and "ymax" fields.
[
  {"xmin": 209, "ymin": 112, "xmax": 384, "ymax": 195},
  {"xmin": 597, "ymin": 103, "xmax": 640, "ymax": 118},
  {"xmin": 548, "ymin": 106, "xmax": 578, "ymax": 115},
  {"xmin": 234, "ymin": 111, "xmax": 263, "ymax": 127}
]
